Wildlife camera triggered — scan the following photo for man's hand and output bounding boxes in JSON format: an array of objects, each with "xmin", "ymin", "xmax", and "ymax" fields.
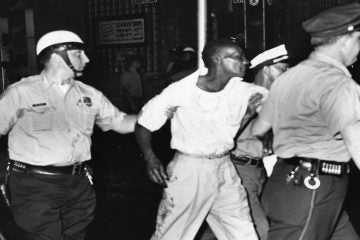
[
  {"xmin": 144, "ymin": 152, "xmax": 169, "ymax": 187},
  {"xmin": 247, "ymin": 93, "xmax": 264, "ymax": 116},
  {"xmin": 164, "ymin": 106, "xmax": 178, "ymax": 119},
  {"xmin": 135, "ymin": 123, "xmax": 169, "ymax": 186}
]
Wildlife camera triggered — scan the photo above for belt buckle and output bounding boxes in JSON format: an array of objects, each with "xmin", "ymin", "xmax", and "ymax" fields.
[
  {"xmin": 208, "ymin": 152, "xmax": 228, "ymax": 159},
  {"xmin": 72, "ymin": 163, "xmax": 82, "ymax": 175},
  {"xmin": 231, "ymin": 155, "xmax": 250, "ymax": 165}
]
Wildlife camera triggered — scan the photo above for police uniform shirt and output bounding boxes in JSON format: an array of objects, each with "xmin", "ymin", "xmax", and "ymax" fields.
[
  {"xmin": 232, "ymin": 121, "xmax": 265, "ymax": 159},
  {"xmin": 0, "ymin": 72, "xmax": 126, "ymax": 166},
  {"xmin": 257, "ymin": 51, "xmax": 360, "ymax": 162},
  {"xmin": 138, "ymin": 69, "xmax": 268, "ymax": 156}
]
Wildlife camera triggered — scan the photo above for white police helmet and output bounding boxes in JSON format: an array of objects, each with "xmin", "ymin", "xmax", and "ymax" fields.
[
  {"xmin": 36, "ymin": 30, "xmax": 84, "ymax": 56},
  {"xmin": 36, "ymin": 30, "xmax": 86, "ymax": 76}
]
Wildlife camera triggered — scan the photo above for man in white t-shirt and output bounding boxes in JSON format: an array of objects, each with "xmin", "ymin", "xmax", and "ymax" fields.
[{"xmin": 135, "ymin": 38, "xmax": 266, "ymax": 240}]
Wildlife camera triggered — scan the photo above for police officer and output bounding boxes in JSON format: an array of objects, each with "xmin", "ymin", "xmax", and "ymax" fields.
[
  {"xmin": 1, "ymin": 30, "xmax": 137, "ymax": 239},
  {"xmin": 252, "ymin": 3, "xmax": 360, "ymax": 240},
  {"xmin": 231, "ymin": 44, "xmax": 289, "ymax": 240}
]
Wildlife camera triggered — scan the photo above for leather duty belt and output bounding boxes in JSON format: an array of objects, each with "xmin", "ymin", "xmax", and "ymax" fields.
[
  {"xmin": 230, "ymin": 154, "xmax": 264, "ymax": 167},
  {"xmin": 9, "ymin": 160, "xmax": 87, "ymax": 175},
  {"xmin": 280, "ymin": 157, "xmax": 349, "ymax": 176}
]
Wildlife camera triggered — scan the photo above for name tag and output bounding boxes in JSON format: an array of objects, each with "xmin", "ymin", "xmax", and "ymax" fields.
[{"xmin": 32, "ymin": 103, "xmax": 47, "ymax": 107}]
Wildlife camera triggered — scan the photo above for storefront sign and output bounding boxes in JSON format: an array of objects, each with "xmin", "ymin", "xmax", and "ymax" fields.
[{"xmin": 98, "ymin": 18, "xmax": 145, "ymax": 45}]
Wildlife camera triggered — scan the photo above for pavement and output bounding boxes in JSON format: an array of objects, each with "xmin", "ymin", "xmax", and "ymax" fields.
[{"xmin": 1, "ymin": 127, "xmax": 360, "ymax": 239}]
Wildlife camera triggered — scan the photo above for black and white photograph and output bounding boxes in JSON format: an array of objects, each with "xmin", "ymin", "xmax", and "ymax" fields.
[{"xmin": 1, "ymin": 0, "xmax": 360, "ymax": 239}]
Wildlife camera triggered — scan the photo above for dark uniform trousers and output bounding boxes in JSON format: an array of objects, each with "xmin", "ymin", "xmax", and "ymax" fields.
[
  {"xmin": 261, "ymin": 160, "xmax": 359, "ymax": 240},
  {"xmin": 9, "ymin": 171, "xmax": 96, "ymax": 240},
  {"xmin": 234, "ymin": 161, "xmax": 269, "ymax": 240}
]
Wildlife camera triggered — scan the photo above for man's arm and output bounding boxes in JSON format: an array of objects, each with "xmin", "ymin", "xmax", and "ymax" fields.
[
  {"xmin": 135, "ymin": 123, "xmax": 168, "ymax": 186},
  {"xmin": 341, "ymin": 121, "xmax": 360, "ymax": 169},
  {"xmin": 111, "ymin": 114, "xmax": 137, "ymax": 134}
]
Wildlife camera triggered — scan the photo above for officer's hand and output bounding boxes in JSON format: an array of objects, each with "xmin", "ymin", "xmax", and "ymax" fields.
[{"xmin": 145, "ymin": 153, "xmax": 169, "ymax": 187}]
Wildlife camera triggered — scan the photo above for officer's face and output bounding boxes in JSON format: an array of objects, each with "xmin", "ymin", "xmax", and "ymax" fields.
[
  {"xmin": 268, "ymin": 62, "xmax": 289, "ymax": 80},
  {"xmin": 67, "ymin": 49, "xmax": 90, "ymax": 76},
  {"xmin": 219, "ymin": 46, "xmax": 249, "ymax": 78},
  {"xmin": 343, "ymin": 31, "xmax": 360, "ymax": 66},
  {"xmin": 261, "ymin": 62, "xmax": 289, "ymax": 90}
]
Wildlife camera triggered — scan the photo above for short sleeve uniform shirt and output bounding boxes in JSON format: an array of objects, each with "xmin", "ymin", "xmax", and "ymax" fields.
[
  {"xmin": 257, "ymin": 52, "xmax": 360, "ymax": 161},
  {"xmin": 0, "ymin": 72, "xmax": 126, "ymax": 166}
]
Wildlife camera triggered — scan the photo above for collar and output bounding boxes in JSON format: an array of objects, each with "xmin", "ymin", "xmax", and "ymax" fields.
[
  {"xmin": 195, "ymin": 68, "xmax": 243, "ymax": 93},
  {"xmin": 40, "ymin": 71, "xmax": 75, "ymax": 92},
  {"xmin": 309, "ymin": 51, "xmax": 352, "ymax": 78}
]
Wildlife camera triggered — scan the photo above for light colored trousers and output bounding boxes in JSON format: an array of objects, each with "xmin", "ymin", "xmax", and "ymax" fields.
[
  {"xmin": 151, "ymin": 152, "xmax": 258, "ymax": 240},
  {"xmin": 198, "ymin": 163, "xmax": 268, "ymax": 240}
]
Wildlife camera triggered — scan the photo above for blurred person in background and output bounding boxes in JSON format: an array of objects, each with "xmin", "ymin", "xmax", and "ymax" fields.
[
  {"xmin": 120, "ymin": 55, "xmax": 144, "ymax": 113},
  {"xmin": 170, "ymin": 46, "xmax": 198, "ymax": 82}
]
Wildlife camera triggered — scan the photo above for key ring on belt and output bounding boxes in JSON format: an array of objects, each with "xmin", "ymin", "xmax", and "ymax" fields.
[
  {"xmin": 304, "ymin": 174, "xmax": 320, "ymax": 189},
  {"xmin": 303, "ymin": 159, "xmax": 320, "ymax": 190}
]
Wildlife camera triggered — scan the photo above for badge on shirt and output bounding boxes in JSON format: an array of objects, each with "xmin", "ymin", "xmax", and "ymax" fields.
[{"xmin": 83, "ymin": 97, "xmax": 92, "ymax": 107}]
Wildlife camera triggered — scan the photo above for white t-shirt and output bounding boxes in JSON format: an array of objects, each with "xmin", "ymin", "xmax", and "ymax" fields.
[{"xmin": 138, "ymin": 69, "xmax": 268, "ymax": 155}]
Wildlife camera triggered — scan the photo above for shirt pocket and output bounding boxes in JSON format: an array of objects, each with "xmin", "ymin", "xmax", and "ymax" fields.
[
  {"xmin": 26, "ymin": 107, "xmax": 54, "ymax": 131},
  {"xmin": 81, "ymin": 107, "xmax": 97, "ymax": 131}
]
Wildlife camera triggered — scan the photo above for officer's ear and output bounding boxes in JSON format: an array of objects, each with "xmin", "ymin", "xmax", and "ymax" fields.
[{"xmin": 263, "ymin": 65, "xmax": 270, "ymax": 75}]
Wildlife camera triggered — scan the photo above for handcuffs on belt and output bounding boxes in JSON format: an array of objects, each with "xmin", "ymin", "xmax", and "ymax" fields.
[{"xmin": 286, "ymin": 160, "xmax": 321, "ymax": 190}]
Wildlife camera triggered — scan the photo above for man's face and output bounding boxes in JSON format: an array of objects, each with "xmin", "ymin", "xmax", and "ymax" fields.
[
  {"xmin": 132, "ymin": 60, "xmax": 142, "ymax": 71},
  {"xmin": 342, "ymin": 31, "xmax": 360, "ymax": 66},
  {"xmin": 67, "ymin": 49, "xmax": 90, "ymax": 76},
  {"xmin": 218, "ymin": 46, "xmax": 249, "ymax": 77}
]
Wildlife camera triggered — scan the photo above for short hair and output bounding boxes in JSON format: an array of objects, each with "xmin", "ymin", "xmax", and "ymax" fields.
[
  {"xmin": 202, "ymin": 38, "xmax": 244, "ymax": 68},
  {"xmin": 38, "ymin": 51, "xmax": 53, "ymax": 67},
  {"xmin": 310, "ymin": 31, "xmax": 352, "ymax": 47},
  {"xmin": 310, "ymin": 35, "xmax": 341, "ymax": 47}
]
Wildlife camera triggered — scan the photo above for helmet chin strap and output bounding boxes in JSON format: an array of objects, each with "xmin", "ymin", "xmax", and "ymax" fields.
[{"xmin": 56, "ymin": 51, "xmax": 83, "ymax": 78}]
